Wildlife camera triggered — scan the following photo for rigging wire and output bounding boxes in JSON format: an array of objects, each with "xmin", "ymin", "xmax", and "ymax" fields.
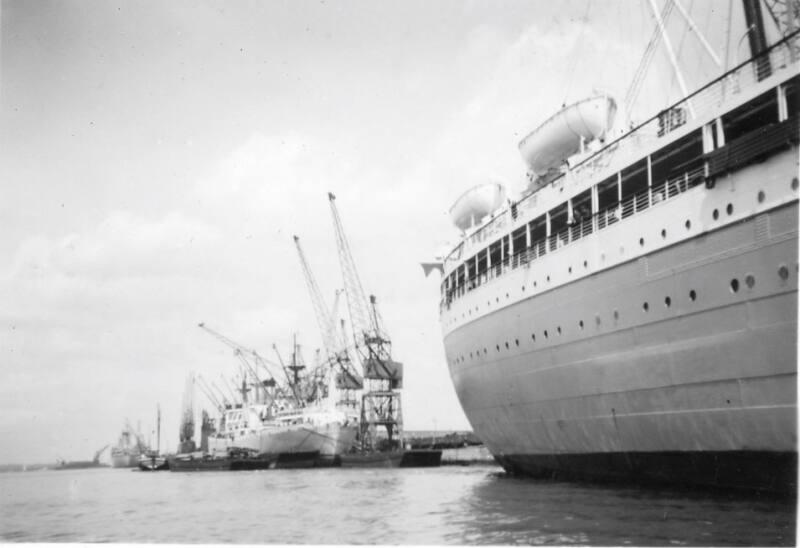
[
  {"xmin": 667, "ymin": 0, "xmax": 694, "ymax": 104},
  {"xmin": 561, "ymin": 0, "xmax": 593, "ymax": 106},
  {"xmin": 624, "ymin": 0, "xmax": 676, "ymax": 118}
]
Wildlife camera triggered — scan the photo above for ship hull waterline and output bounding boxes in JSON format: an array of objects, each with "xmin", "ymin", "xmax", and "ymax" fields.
[{"xmin": 444, "ymin": 201, "xmax": 797, "ymax": 493}]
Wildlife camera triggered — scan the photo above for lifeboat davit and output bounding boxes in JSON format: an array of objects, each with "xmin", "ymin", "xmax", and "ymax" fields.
[
  {"xmin": 518, "ymin": 94, "xmax": 617, "ymax": 176},
  {"xmin": 449, "ymin": 182, "xmax": 507, "ymax": 231}
]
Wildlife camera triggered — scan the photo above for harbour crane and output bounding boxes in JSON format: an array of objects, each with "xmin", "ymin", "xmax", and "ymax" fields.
[
  {"xmin": 328, "ymin": 192, "xmax": 404, "ymax": 452},
  {"xmin": 293, "ymin": 234, "xmax": 363, "ymax": 395},
  {"xmin": 327, "ymin": 193, "xmax": 403, "ymax": 386},
  {"xmin": 196, "ymin": 374, "xmax": 225, "ymax": 411},
  {"xmin": 198, "ymin": 323, "xmax": 283, "ymax": 404},
  {"xmin": 93, "ymin": 444, "xmax": 109, "ymax": 464}
]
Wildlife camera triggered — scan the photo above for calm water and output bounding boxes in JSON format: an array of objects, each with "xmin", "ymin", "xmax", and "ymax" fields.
[{"xmin": 0, "ymin": 465, "xmax": 794, "ymax": 545}]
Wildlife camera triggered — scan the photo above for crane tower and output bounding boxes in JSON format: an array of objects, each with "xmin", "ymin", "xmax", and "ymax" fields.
[
  {"xmin": 328, "ymin": 192, "xmax": 404, "ymax": 452},
  {"xmin": 293, "ymin": 235, "xmax": 363, "ymax": 405}
]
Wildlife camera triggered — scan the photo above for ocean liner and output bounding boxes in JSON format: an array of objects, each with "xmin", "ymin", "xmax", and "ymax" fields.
[{"xmin": 436, "ymin": 3, "xmax": 798, "ymax": 491}]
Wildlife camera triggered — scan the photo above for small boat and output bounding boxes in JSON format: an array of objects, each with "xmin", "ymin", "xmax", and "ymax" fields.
[
  {"xmin": 168, "ymin": 450, "xmax": 320, "ymax": 471},
  {"xmin": 400, "ymin": 449, "xmax": 442, "ymax": 468},
  {"xmin": 138, "ymin": 405, "xmax": 169, "ymax": 471},
  {"xmin": 341, "ymin": 450, "xmax": 404, "ymax": 468},
  {"xmin": 138, "ymin": 452, "xmax": 169, "ymax": 471},
  {"xmin": 449, "ymin": 182, "xmax": 507, "ymax": 232},
  {"xmin": 518, "ymin": 94, "xmax": 617, "ymax": 179},
  {"xmin": 340, "ymin": 449, "xmax": 442, "ymax": 468}
]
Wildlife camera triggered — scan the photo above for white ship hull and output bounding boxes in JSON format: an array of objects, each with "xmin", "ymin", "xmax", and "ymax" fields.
[
  {"xmin": 110, "ymin": 452, "xmax": 141, "ymax": 469},
  {"xmin": 439, "ymin": 43, "xmax": 799, "ymax": 490},
  {"xmin": 446, "ymin": 202, "xmax": 796, "ymax": 490},
  {"xmin": 208, "ymin": 421, "xmax": 358, "ymax": 459}
]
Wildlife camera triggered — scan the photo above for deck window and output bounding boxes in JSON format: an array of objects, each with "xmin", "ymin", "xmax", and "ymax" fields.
[
  {"xmin": 722, "ymin": 89, "xmax": 779, "ymax": 142},
  {"xmin": 476, "ymin": 249, "xmax": 488, "ymax": 277},
  {"xmin": 620, "ymin": 159, "xmax": 648, "ymax": 218},
  {"xmin": 467, "ymin": 254, "xmax": 477, "ymax": 284},
  {"xmin": 570, "ymin": 188, "xmax": 592, "ymax": 239},
  {"xmin": 512, "ymin": 226, "xmax": 527, "ymax": 255},
  {"xmin": 549, "ymin": 203, "xmax": 569, "ymax": 250},
  {"xmin": 489, "ymin": 239, "xmax": 502, "ymax": 266},
  {"xmin": 650, "ymin": 129, "xmax": 704, "ymax": 196}
]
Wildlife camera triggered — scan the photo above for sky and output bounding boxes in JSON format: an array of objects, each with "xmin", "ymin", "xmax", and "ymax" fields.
[{"xmin": 0, "ymin": 0, "xmax": 739, "ymax": 463}]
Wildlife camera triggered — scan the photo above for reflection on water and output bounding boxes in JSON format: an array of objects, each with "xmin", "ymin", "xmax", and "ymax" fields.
[
  {"xmin": 455, "ymin": 472, "xmax": 795, "ymax": 546},
  {"xmin": 0, "ymin": 466, "xmax": 794, "ymax": 545}
]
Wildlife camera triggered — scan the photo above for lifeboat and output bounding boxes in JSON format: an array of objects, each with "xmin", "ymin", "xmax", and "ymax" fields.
[
  {"xmin": 518, "ymin": 94, "xmax": 617, "ymax": 176},
  {"xmin": 449, "ymin": 182, "xmax": 507, "ymax": 231}
]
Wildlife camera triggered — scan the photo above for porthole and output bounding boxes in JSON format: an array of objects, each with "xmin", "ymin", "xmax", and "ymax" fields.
[
  {"xmin": 745, "ymin": 274, "xmax": 755, "ymax": 289},
  {"xmin": 661, "ymin": 229, "xmax": 667, "ymax": 239},
  {"xmin": 484, "ymin": 348, "xmax": 487, "ymax": 354},
  {"xmin": 496, "ymin": 297, "xmax": 499, "ymax": 303},
  {"xmin": 496, "ymin": 344, "xmax": 500, "ymax": 352},
  {"xmin": 778, "ymin": 264, "xmax": 789, "ymax": 281},
  {"xmin": 506, "ymin": 293, "xmax": 509, "ymax": 299},
  {"xmin": 546, "ymin": 275, "xmax": 551, "ymax": 282},
  {"xmin": 568, "ymin": 266, "xmax": 572, "ymax": 274},
  {"xmin": 583, "ymin": 260, "xmax": 588, "ymax": 268},
  {"xmin": 544, "ymin": 330, "xmax": 549, "ymax": 338},
  {"xmin": 469, "ymin": 352, "xmax": 473, "ymax": 358},
  {"xmin": 522, "ymin": 286, "xmax": 525, "ymax": 292},
  {"xmin": 639, "ymin": 237, "xmax": 645, "ymax": 247},
  {"xmin": 726, "ymin": 203, "xmax": 733, "ymax": 216},
  {"xmin": 505, "ymin": 342, "xmax": 509, "ymax": 349},
  {"xmin": 689, "ymin": 289, "xmax": 697, "ymax": 301},
  {"xmin": 534, "ymin": 281, "xmax": 538, "ymax": 287},
  {"xmin": 515, "ymin": 339, "xmax": 519, "ymax": 346},
  {"xmin": 685, "ymin": 220, "xmax": 692, "ymax": 230},
  {"xmin": 643, "ymin": 302, "xmax": 649, "ymax": 312},
  {"xmin": 613, "ymin": 310, "xmax": 619, "ymax": 320},
  {"xmin": 579, "ymin": 320, "xmax": 584, "ymax": 330},
  {"xmin": 488, "ymin": 301, "xmax": 491, "ymax": 306},
  {"xmin": 620, "ymin": 246, "xmax": 625, "ymax": 255},
  {"xmin": 595, "ymin": 315, "xmax": 601, "ymax": 326},
  {"xmin": 557, "ymin": 326, "xmax": 562, "ymax": 335},
  {"xmin": 601, "ymin": 253, "xmax": 606, "ymax": 262},
  {"xmin": 730, "ymin": 279, "xmax": 739, "ymax": 293},
  {"xmin": 792, "ymin": 177, "xmax": 799, "ymax": 191},
  {"xmin": 713, "ymin": 209, "xmax": 719, "ymax": 220},
  {"xmin": 757, "ymin": 190, "xmax": 765, "ymax": 203},
  {"xmin": 664, "ymin": 296, "xmax": 671, "ymax": 308},
  {"xmin": 531, "ymin": 333, "xmax": 536, "ymax": 342}
]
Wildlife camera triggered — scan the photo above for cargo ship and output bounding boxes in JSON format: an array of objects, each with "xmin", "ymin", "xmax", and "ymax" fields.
[
  {"xmin": 111, "ymin": 423, "xmax": 148, "ymax": 468},
  {"xmin": 197, "ymin": 327, "xmax": 360, "ymax": 463},
  {"xmin": 435, "ymin": 3, "xmax": 798, "ymax": 492}
]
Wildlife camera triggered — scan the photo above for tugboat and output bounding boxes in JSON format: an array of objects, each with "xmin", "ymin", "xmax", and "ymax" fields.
[{"xmin": 138, "ymin": 405, "xmax": 169, "ymax": 471}]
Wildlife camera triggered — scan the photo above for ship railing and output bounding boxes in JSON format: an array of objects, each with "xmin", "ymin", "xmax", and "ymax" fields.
[
  {"xmin": 443, "ymin": 34, "xmax": 798, "ymax": 309},
  {"xmin": 448, "ymin": 162, "xmax": 706, "ymax": 304},
  {"xmin": 453, "ymin": 33, "xmax": 799, "ymax": 262},
  {"xmin": 565, "ymin": 32, "xmax": 799, "ymax": 186}
]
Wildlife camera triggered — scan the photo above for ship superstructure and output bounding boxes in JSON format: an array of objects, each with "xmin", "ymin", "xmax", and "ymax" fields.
[
  {"xmin": 111, "ymin": 423, "xmax": 148, "ymax": 468},
  {"xmin": 437, "ymin": 4, "xmax": 798, "ymax": 491}
]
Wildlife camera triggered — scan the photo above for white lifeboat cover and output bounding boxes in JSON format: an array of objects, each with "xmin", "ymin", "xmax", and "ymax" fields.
[
  {"xmin": 449, "ymin": 182, "xmax": 507, "ymax": 231},
  {"xmin": 519, "ymin": 94, "xmax": 617, "ymax": 176}
]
